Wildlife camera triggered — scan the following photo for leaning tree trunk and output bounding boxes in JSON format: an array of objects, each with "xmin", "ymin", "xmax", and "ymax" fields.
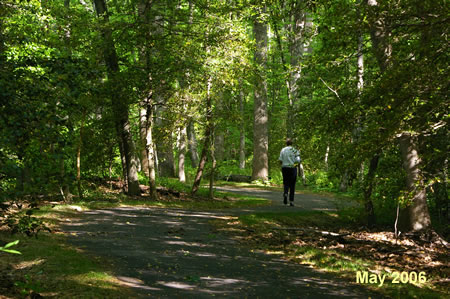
[
  {"xmin": 398, "ymin": 133, "xmax": 431, "ymax": 231},
  {"xmin": 191, "ymin": 77, "xmax": 213, "ymax": 195},
  {"xmin": 251, "ymin": 6, "xmax": 269, "ymax": 181},
  {"xmin": 94, "ymin": 0, "xmax": 140, "ymax": 196}
]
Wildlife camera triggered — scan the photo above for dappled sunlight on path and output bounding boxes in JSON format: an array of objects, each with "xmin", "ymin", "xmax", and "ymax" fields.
[{"xmin": 63, "ymin": 204, "xmax": 382, "ymax": 298}]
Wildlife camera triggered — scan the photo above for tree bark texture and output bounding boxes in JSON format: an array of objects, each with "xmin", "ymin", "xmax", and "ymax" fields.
[
  {"xmin": 155, "ymin": 104, "xmax": 176, "ymax": 178},
  {"xmin": 398, "ymin": 133, "xmax": 431, "ymax": 231},
  {"xmin": 366, "ymin": 0, "xmax": 391, "ymax": 72},
  {"xmin": 94, "ymin": 0, "xmax": 140, "ymax": 196},
  {"xmin": 187, "ymin": 120, "xmax": 199, "ymax": 167},
  {"xmin": 251, "ymin": 8, "xmax": 269, "ymax": 181}
]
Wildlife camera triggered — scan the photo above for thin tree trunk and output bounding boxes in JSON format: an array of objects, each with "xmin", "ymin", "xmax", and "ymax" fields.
[
  {"xmin": 137, "ymin": 0, "xmax": 158, "ymax": 200},
  {"xmin": 214, "ymin": 93, "xmax": 225, "ymax": 162},
  {"xmin": 60, "ymin": 155, "xmax": 71, "ymax": 202},
  {"xmin": 339, "ymin": 171, "xmax": 349, "ymax": 192},
  {"xmin": 76, "ymin": 118, "xmax": 84, "ymax": 199},
  {"xmin": 363, "ymin": 154, "xmax": 379, "ymax": 228},
  {"xmin": 178, "ymin": 126, "xmax": 187, "ymax": 183},
  {"xmin": 239, "ymin": 84, "xmax": 246, "ymax": 169},
  {"xmin": 324, "ymin": 145, "xmax": 330, "ymax": 170},
  {"xmin": 251, "ymin": 6, "xmax": 269, "ymax": 181},
  {"xmin": 192, "ymin": 77, "xmax": 213, "ymax": 195},
  {"xmin": 209, "ymin": 129, "xmax": 216, "ymax": 199},
  {"xmin": 146, "ymin": 104, "xmax": 158, "ymax": 200},
  {"xmin": 139, "ymin": 105, "xmax": 150, "ymax": 177}
]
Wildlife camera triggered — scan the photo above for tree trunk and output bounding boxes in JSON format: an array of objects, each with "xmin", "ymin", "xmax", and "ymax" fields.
[
  {"xmin": 178, "ymin": 126, "xmax": 187, "ymax": 183},
  {"xmin": 239, "ymin": 84, "xmax": 246, "ymax": 169},
  {"xmin": 76, "ymin": 118, "xmax": 84, "ymax": 199},
  {"xmin": 137, "ymin": 0, "xmax": 158, "ymax": 200},
  {"xmin": 93, "ymin": 0, "xmax": 140, "ymax": 196},
  {"xmin": 367, "ymin": 0, "xmax": 391, "ymax": 72},
  {"xmin": 363, "ymin": 154, "xmax": 379, "ymax": 228},
  {"xmin": 251, "ymin": 7, "xmax": 269, "ymax": 181},
  {"xmin": 192, "ymin": 78, "xmax": 213, "ymax": 195},
  {"xmin": 138, "ymin": 97, "xmax": 158, "ymax": 200},
  {"xmin": 209, "ymin": 129, "xmax": 216, "ymax": 199},
  {"xmin": 324, "ymin": 145, "xmax": 330, "ymax": 170},
  {"xmin": 287, "ymin": 4, "xmax": 307, "ymax": 138},
  {"xmin": 339, "ymin": 171, "xmax": 349, "ymax": 192},
  {"xmin": 155, "ymin": 104, "xmax": 176, "ymax": 178},
  {"xmin": 367, "ymin": 0, "xmax": 431, "ymax": 232},
  {"xmin": 214, "ymin": 132, "xmax": 225, "ymax": 162},
  {"xmin": 187, "ymin": 120, "xmax": 199, "ymax": 167},
  {"xmin": 398, "ymin": 133, "xmax": 431, "ymax": 231},
  {"xmin": 139, "ymin": 105, "xmax": 150, "ymax": 177},
  {"xmin": 145, "ymin": 103, "xmax": 158, "ymax": 200}
]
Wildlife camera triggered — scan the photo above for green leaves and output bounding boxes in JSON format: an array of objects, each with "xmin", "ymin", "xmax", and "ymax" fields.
[{"xmin": 0, "ymin": 240, "xmax": 22, "ymax": 255}]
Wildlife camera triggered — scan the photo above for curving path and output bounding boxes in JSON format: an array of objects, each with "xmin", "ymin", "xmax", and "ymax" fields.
[{"xmin": 62, "ymin": 187, "xmax": 382, "ymax": 298}]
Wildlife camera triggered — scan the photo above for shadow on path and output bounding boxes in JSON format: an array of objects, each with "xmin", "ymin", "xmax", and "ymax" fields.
[{"xmin": 63, "ymin": 202, "xmax": 382, "ymax": 298}]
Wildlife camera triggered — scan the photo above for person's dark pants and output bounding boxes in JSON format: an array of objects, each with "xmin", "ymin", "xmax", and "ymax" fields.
[{"xmin": 282, "ymin": 167, "xmax": 297, "ymax": 202}]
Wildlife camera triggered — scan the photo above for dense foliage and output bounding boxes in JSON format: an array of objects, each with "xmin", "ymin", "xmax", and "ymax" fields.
[{"xmin": 0, "ymin": 0, "xmax": 447, "ymax": 233}]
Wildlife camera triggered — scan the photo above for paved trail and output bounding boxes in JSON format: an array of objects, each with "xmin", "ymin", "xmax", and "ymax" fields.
[{"xmin": 63, "ymin": 187, "xmax": 382, "ymax": 298}]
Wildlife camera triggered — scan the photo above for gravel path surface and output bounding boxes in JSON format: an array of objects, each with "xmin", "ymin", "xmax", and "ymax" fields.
[{"xmin": 62, "ymin": 187, "xmax": 382, "ymax": 298}]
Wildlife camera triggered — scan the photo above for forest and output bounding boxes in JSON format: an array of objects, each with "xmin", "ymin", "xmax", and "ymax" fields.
[
  {"xmin": 0, "ymin": 0, "xmax": 449, "ymax": 297},
  {"xmin": 2, "ymin": 0, "xmax": 447, "ymax": 233}
]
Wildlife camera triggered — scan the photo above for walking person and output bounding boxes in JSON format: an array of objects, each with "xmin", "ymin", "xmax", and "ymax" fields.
[{"xmin": 279, "ymin": 138, "xmax": 301, "ymax": 206}]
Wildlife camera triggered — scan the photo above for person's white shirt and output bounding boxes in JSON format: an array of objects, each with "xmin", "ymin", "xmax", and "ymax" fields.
[{"xmin": 279, "ymin": 146, "xmax": 301, "ymax": 168}]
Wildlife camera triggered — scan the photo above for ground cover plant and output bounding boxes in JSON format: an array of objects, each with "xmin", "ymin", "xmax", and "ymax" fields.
[{"xmin": 212, "ymin": 206, "xmax": 449, "ymax": 298}]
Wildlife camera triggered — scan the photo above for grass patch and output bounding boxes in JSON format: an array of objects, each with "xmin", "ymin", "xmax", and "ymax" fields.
[{"xmin": 0, "ymin": 232, "xmax": 135, "ymax": 298}]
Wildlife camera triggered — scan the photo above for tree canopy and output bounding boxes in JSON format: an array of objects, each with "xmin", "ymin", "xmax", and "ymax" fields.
[{"xmin": 0, "ymin": 0, "xmax": 448, "ymax": 233}]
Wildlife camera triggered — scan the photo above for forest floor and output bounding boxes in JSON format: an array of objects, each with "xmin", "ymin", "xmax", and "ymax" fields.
[{"xmin": 1, "ymin": 183, "xmax": 448, "ymax": 298}]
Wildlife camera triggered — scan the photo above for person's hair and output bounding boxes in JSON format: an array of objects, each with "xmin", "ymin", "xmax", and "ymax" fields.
[{"xmin": 286, "ymin": 138, "xmax": 293, "ymax": 146}]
